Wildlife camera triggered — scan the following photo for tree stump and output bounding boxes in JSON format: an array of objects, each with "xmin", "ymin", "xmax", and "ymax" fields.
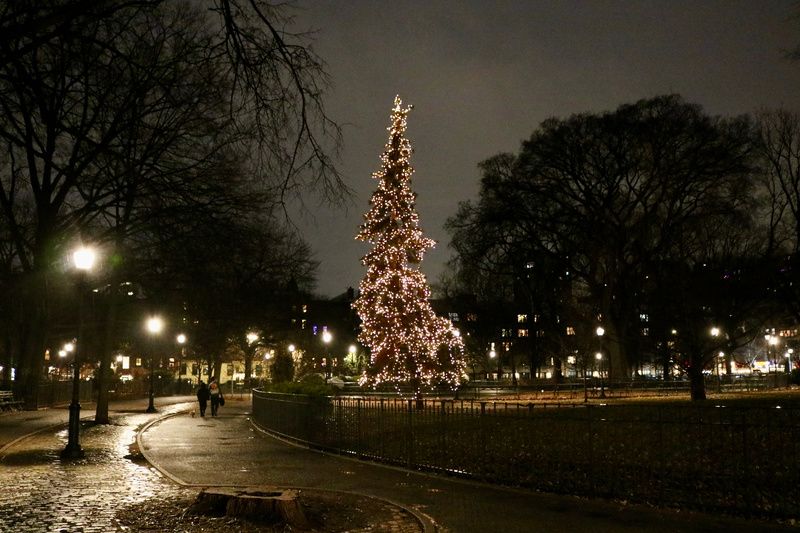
[{"xmin": 188, "ymin": 487, "xmax": 309, "ymax": 529}]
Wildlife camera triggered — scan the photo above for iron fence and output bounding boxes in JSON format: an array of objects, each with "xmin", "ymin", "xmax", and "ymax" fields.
[{"xmin": 252, "ymin": 390, "xmax": 800, "ymax": 519}]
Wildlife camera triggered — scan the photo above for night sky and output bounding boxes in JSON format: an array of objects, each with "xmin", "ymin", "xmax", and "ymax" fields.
[{"xmin": 293, "ymin": 0, "xmax": 800, "ymax": 298}]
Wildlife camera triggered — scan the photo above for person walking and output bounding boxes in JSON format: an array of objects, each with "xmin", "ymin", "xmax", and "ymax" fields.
[
  {"xmin": 196, "ymin": 381, "xmax": 210, "ymax": 417},
  {"xmin": 209, "ymin": 379, "xmax": 223, "ymax": 417}
]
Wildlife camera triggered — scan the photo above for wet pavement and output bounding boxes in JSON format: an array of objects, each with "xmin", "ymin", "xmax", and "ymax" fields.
[
  {"xmin": 1, "ymin": 395, "xmax": 797, "ymax": 532},
  {"xmin": 0, "ymin": 397, "xmax": 196, "ymax": 532}
]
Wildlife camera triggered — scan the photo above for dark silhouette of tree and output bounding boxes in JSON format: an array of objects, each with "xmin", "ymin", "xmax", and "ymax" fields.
[
  {"xmin": 0, "ymin": 0, "xmax": 342, "ymax": 409},
  {"xmin": 446, "ymin": 96, "xmax": 756, "ymax": 391}
]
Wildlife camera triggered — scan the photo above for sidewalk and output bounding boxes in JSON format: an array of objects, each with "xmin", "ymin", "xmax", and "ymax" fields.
[
  {"xmin": 1, "ymin": 395, "xmax": 795, "ymax": 532},
  {"xmin": 141, "ymin": 399, "xmax": 796, "ymax": 533},
  {"xmin": 0, "ymin": 396, "xmax": 197, "ymax": 532}
]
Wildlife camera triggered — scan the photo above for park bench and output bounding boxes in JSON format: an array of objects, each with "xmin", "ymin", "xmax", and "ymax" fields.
[{"xmin": 0, "ymin": 390, "xmax": 23, "ymax": 411}]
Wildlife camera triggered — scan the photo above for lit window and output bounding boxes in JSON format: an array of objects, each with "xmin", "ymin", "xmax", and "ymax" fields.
[
  {"xmin": 466, "ymin": 313, "xmax": 477, "ymax": 322},
  {"xmin": 517, "ymin": 314, "xmax": 527, "ymax": 324},
  {"xmin": 639, "ymin": 313, "xmax": 649, "ymax": 322},
  {"xmin": 566, "ymin": 327, "xmax": 575, "ymax": 336},
  {"xmin": 302, "ymin": 304, "xmax": 308, "ymax": 313},
  {"xmin": 533, "ymin": 314, "xmax": 540, "ymax": 323},
  {"xmin": 501, "ymin": 328, "xmax": 512, "ymax": 338},
  {"xmin": 449, "ymin": 312, "xmax": 459, "ymax": 322},
  {"xmin": 536, "ymin": 330, "xmax": 544, "ymax": 338},
  {"xmin": 135, "ymin": 358, "xmax": 142, "ymax": 367},
  {"xmin": 301, "ymin": 319, "xmax": 307, "ymax": 329},
  {"xmin": 502, "ymin": 342, "xmax": 512, "ymax": 351},
  {"xmin": 518, "ymin": 329, "xmax": 528, "ymax": 337},
  {"xmin": 642, "ymin": 328, "xmax": 649, "ymax": 336}
]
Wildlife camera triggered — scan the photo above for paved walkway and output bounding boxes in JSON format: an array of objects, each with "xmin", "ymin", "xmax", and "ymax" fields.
[
  {"xmin": 0, "ymin": 396, "xmax": 196, "ymax": 532},
  {"xmin": 0, "ymin": 394, "xmax": 795, "ymax": 532}
]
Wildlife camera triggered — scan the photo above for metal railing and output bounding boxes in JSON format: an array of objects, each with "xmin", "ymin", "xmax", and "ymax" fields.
[{"xmin": 252, "ymin": 390, "xmax": 800, "ymax": 519}]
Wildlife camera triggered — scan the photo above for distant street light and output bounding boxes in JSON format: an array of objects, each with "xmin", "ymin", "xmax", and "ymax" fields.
[
  {"xmin": 322, "ymin": 330, "xmax": 333, "ymax": 379},
  {"xmin": 145, "ymin": 316, "xmax": 164, "ymax": 413},
  {"xmin": 347, "ymin": 344, "xmax": 358, "ymax": 373},
  {"xmin": 176, "ymin": 333, "xmax": 187, "ymax": 393},
  {"xmin": 595, "ymin": 351, "xmax": 605, "ymax": 399},
  {"xmin": 710, "ymin": 327, "xmax": 720, "ymax": 338},
  {"xmin": 593, "ymin": 327, "xmax": 606, "ymax": 399},
  {"xmin": 765, "ymin": 334, "xmax": 779, "ymax": 372},
  {"xmin": 247, "ymin": 331, "xmax": 259, "ymax": 345},
  {"xmin": 61, "ymin": 246, "xmax": 96, "ymax": 459}
]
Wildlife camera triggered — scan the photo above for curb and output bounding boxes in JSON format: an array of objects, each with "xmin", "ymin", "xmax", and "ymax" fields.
[
  {"xmin": 0, "ymin": 420, "xmax": 68, "ymax": 460},
  {"xmin": 138, "ymin": 410, "xmax": 437, "ymax": 533}
]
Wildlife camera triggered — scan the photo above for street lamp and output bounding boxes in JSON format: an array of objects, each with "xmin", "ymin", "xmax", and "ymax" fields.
[
  {"xmin": 348, "ymin": 344, "xmax": 358, "ymax": 374},
  {"xmin": 245, "ymin": 331, "xmax": 260, "ymax": 389},
  {"xmin": 176, "ymin": 333, "xmax": 187, "ymax": 394},
  {"xmin": 785, "ymin": 348, "xmax": 793, "ymax": 374},
  {"xmin": 595, "ymin": 352, "xmax": 606, "ymax": 399},
  {"xmin": 61, "ymin": 246, "xmax": 96, "ymax": 459},
  {"xmin": 488, "ymin": 345, "xmax": 501, "ymax": 381},
  {"xmin": 322, "ymin": 330, "xmax": 332, "ymax": 379},
  {"xmin": 765, "ymin": 334, "xmax": 779, "ymax": 372},
  {"xmin": 595, "ymin": 327, "xmax": 606, "ymax": 399},
  {"xmin": 145, "ymin": 316, "xmax": 164, "ymax": 413}
]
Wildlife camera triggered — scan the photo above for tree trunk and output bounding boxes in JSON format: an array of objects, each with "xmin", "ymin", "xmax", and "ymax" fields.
[
  {"xmin": 688, "ymin": 364, "xmax": 706, "ymax": 401},
  {"xmin": 244, "ymin": 347, "xmax": 253, "ymax": 389},
  {"xmin": 19, "ymin": 271, "xmax": 48, "ymax": 410},
  {"xmin": 95, "ymin": 281, "xmax": 120, "ymax": 424}
]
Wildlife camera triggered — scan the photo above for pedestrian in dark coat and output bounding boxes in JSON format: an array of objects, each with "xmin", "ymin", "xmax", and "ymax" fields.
[
  {"xmin": 209, "ymin": 379, "xmax": 222, "ymax": 417},
  {"xmin": 196, "ymin": 381, "xmax": 210, "ymax": 417}
]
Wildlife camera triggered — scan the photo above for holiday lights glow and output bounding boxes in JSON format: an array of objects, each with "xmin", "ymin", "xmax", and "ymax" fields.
[{"xmin": 353, "ymin": 96, "xmax": 466, "ymax": 397}]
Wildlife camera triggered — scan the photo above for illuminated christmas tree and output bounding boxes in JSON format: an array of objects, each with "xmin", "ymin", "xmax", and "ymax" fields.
[{"xmin": 354, "ymin": 96, "xmax": 465, "ymax": 398}]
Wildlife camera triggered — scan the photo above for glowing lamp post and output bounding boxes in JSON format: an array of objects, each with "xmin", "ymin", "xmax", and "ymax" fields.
[
  {"xmin": 487, "ymin": 344, "xmax": 501, "ymax": 381},
  {"xmin": 176, "ymin": 334, "xmax": 187, "ymax": 393},
  {"xmin": 765, "ymin": 334, "xmax": 779, "ymax": 373},
  {"xmin": 61, "ymin": 246, "xmax": 96, "ymax": 459},
  {"xmin": 595, "ymin": 327, "xmax": 606, "ymax": 399},
  {"xmin": 595, "ymin": 352, "xmax": 605, "ymax": 399},
  {"xmin": 145, "ymin": 316, "xmax": 164, "ymax": 413},
  {"xmin": 348, "ymin": 344, "xmax": 358, "ymax": 373},
  {"xmin": 322, "ymin": 330, "xmax": 332, "ymax": 380}
]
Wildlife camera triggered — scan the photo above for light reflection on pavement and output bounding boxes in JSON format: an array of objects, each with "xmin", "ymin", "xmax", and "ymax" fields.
[{"xmin": 0, "ymin": 402, "xmax": 194, "ymax": 532}]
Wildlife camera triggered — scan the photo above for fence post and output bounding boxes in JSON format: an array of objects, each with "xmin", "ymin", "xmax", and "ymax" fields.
[
  {"xmin": 480, "ymin": 401, "xmax": 487, "ymax": 479},
  {"xmin": 587, "ymin": 404, "xmax": 594, "ymax": 492},
  {"xmin": 356, "ymin": 398, "xmax": 362, "ymax": 457},
  {"xmin": 407, "ymin": 399, "xmax": 414, "ymax": 469}
]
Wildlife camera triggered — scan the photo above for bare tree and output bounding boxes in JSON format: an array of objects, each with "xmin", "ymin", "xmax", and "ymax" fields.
[
  {"xmin": 0, "ymin": 0, "xmax": 343, "ymax": 408},
  {"xmin": 446, "ymin": 96, "xmax": 756, "ymax": 387}
]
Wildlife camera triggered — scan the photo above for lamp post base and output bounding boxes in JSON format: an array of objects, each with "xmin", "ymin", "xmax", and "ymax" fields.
[
  {"xmin": 61, "ymin": 401, "xmax": 84, "ymax": 459},
  {"xmin": 60, "ymin": 444, "xmax": 85, "ymax": 459},
  {"xmin": 146, "ymin": 393, "xmax": 157, "ymax": 413}
]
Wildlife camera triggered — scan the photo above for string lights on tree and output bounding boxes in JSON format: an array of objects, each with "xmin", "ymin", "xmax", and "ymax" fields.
[{"xmin": 353, "ymin": 96, "xmax": 466, "ymax": 399}]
